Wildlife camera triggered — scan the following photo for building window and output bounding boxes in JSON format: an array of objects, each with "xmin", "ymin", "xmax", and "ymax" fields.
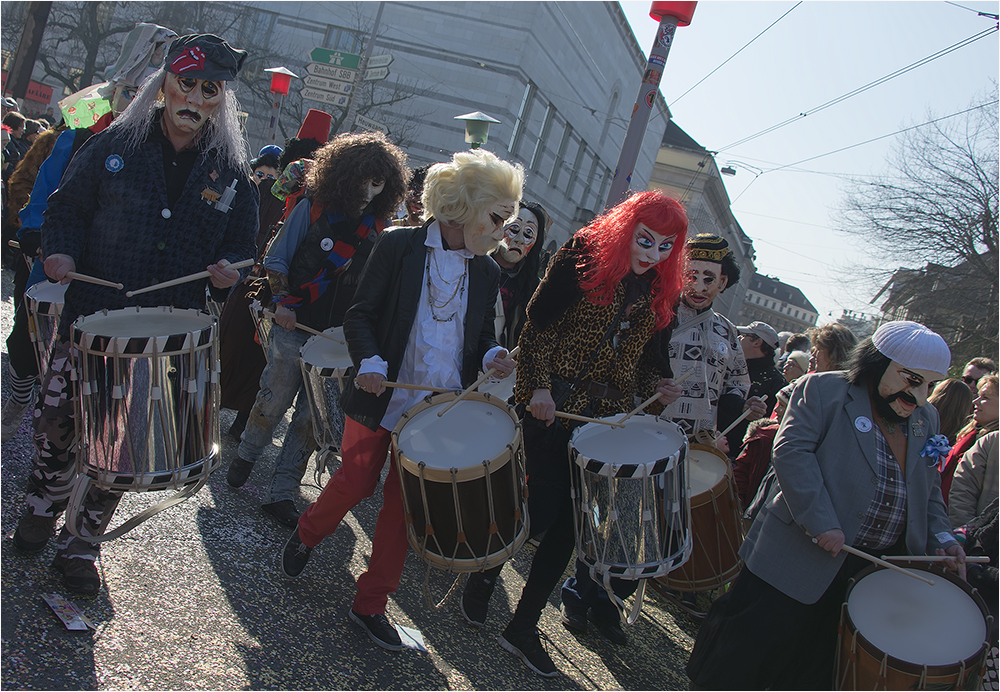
[
  {"xmin": 549, "ymin": 123, "xmax": 573, "ymax": 187},
  {"xmin": 530, "ymin": 103, "xmax": 554, "ymax": 172},
  {"xmin": 507, "ymin": 81, "xmax": 535, "ymax": 156}
]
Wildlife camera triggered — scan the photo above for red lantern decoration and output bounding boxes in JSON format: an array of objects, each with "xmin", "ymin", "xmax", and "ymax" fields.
[{"xmin": 650, "ymin": 1, "xmax": 697, "ymax": 26}]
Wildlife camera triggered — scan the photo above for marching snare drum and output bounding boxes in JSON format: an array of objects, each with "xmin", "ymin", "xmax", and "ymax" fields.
[
  {"xmin": 299, "ymin": 327, "xmax": 351, "ymax": 456},
  {"xmin": 570, "ymin": 414, "xmax": 691, "ymax": 582},
  {"xmin": 71, "ymin": 307, "xmax": 220, "ymax": 492},
  {"xmin": 393, "ymin": 391, "xmax": 528, "ymax": 572},
  {"xmin": 25, "ymin": 280, "xmax": 68, "ymax": 377},
  {"xmin": 661, "ymin": 443, "xmax": 745, "ymax": 592},
  {"xmin": 836, "ymin": 563, "xmax": 991, "ymax": 690}
]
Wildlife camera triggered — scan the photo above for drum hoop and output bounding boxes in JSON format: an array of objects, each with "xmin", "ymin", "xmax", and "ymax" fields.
[
  {"xmin": 840, "ymin": 562, "xmax": 991, "ymax": 674},
  {"xmin": 392, "ymin": 390, "xmax": 521, "ymax": 483},
  {"xmin": 301, "ymin": 359, "xmax": 352, "ymax": 379},
  {"xmin": 26, "ymin": 282, "xmax": 67, "ymax": 316},
  {"xmin": 72, "ymin": 307, "xmax": 216, "ymax": 356},
  {"xmin": 570, "ymin": 414, "xmax": 686, "ymax": 478},
  {"xmin": 415, "ymin": 524, "xmax": 530, "ymax": 573}
]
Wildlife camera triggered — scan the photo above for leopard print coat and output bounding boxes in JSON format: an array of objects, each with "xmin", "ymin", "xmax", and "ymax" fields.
[{"xmin": 514, "ymin": 236, "xmax": 672, "ymax": 422}]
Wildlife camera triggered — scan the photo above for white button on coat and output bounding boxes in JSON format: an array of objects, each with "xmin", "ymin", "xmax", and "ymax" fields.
[{"xmin": 161, "ymin": 208, "xmax": 172, "ymax": 219}]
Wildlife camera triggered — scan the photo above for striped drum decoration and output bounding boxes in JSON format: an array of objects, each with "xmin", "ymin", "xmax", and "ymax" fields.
[
  {"xmin": 70, "ymin": 306, "xmax": 220, "ymax": 492},
  {"xmin": 570, "ymin": 413, "xmax": 692, "ymax": 622}
]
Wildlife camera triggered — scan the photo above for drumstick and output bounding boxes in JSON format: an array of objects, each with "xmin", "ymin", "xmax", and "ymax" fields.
[
  {"xmin": 830, "ymin": 543, "xmax": 936, "ymax": 586},
  {"xmin": 126, "ymin": 258, "xmax": 254, "ymax": 297},
  {"xmin": 262, "ymin": 309, "xmax": 346, "ymax": 345},
  {"xmin": 618, "ymin": 370, "xmax": 695, "ymax": 424},
  {"xmin": 65, "ymin": 271, "xmax": 124, "ymax": 291},
  {"xmin": 715, "ymin": 394, "xmax": 768, "ymax": 441},
  {"xmin": 881, "ymin": 554, "xmax": 990, "ymax": 564},
  {"xmin": 436, "ymin": 346, "xmax": 520, "ymax": 417},
  {"xmin": 526, "ymin": 406, "xmax": 625, "ymax": 428},
  {"xmin": 382, "ymin": 381, "xmax": 453, "ymax": 393}
]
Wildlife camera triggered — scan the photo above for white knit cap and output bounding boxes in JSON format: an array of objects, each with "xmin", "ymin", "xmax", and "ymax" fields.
[{"xmin": 872, "ymin": 321, "xmax": 950, "ymax": 379}]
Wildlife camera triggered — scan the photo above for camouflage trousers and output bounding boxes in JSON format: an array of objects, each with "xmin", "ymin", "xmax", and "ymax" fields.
[{"xmin": 25, "ymin": 338, "xmax": 121, "ymax": 560}]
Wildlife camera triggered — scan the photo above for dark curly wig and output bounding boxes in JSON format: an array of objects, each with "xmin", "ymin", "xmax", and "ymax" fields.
[{"xmin": 306, "ymin": 131, "xmax": 409, "ymax": 221}]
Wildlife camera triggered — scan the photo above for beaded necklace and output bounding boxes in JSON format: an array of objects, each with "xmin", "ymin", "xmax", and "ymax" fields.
[{"xmin": 426, "ymin": 248, "xmax": 467, "ymax": 322}]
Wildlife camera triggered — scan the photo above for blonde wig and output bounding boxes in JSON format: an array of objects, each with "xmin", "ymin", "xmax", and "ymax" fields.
[{"xmin": 422, "ymin": 149, "xmax": 524, "ymax": 227}]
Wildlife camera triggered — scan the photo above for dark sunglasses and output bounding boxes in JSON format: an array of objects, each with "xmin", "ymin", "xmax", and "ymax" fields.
[{"xmin": 963, "ymin": 375, "xmax": 979, "ymax": 387}]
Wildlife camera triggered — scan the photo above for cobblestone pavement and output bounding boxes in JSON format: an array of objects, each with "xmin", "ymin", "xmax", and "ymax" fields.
[{"xmin": 1, "ymin": 268, "xmax": 702, "ymax": 690}]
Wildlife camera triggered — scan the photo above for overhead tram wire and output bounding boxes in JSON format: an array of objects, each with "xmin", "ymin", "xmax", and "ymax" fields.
[
  {"xmin": 944, "ymin": 1, "xmax": 1000, "ymax": 20},
  {"xmin": 668, "ymin": 2, "xmax": 802, "ymax": 108},
  {"xmin": 716, "ymin": 24, "xmax": 998, "ymax": 153},
  {"xmin": 763, "ymin": 99, "xmax": 998, "ymax": 175}
]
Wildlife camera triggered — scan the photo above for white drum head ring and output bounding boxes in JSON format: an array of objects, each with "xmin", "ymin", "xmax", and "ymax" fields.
[
  {"xmin": 26, "ymin": 281, "xmax": 68, "ymax": 306},
  {"xmin": 847, "ymin": 568, "xmax": 987, "ymax": 666},
  {"xmin": 687, "ymin": 447, "xmax": 729, "ymax": 496},
  {"xmin": 571, "ymin": 414, "xmax": 685, "ymax": 477},
  {"xmin": 300, "ymin": 327, "xmax": 352, "ymax": 371},
  {"xmin": 395, "ymin": 398, "xmax": 516, "ymax": 470}
]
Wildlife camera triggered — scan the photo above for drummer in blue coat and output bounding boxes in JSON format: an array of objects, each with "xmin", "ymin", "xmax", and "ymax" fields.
[
  {"xmin": 11, "ymin": 34, "xmax": 258, "ymax": 597},
  {"xmin": 686, "ymin": 320, "xmax": 966, "ymax": 689}
]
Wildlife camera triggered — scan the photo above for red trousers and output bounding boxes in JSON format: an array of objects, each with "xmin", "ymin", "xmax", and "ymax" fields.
[{"xmin": 298, "ymin": 416, "xmax": 408, "ymax": 616}]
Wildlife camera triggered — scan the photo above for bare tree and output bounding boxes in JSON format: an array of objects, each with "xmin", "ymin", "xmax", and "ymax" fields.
[{"xmin": 837, "ymin": 84, "xmax": 999, "ymax": 367}]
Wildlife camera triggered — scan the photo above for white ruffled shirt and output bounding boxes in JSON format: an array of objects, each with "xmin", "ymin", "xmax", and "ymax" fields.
[{"xmin": 358, "ymin": 221, "xmax": 503, "ymax": 431}]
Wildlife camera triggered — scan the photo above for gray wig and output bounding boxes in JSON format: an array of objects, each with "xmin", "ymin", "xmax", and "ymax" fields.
[{"xmin": 105, "ymin": 67, "xmax": 250, "ymax": 174}]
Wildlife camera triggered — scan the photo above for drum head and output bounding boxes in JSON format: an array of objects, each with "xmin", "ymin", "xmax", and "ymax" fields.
[
  {"xmin": 847, "ymin": 568, "xmax": 987, "ymax": 666},
  {"xmin": 26, "ymin": 281, "xmax": 68, "ymax": 305},
  {"xmin": 78, "ymin": 308, "xmax": 212, "ymax": 337},
  {"xmin": 300, "ymin": 328, "xmax": 351, "ymax": 371},
  {"xmin": 572, "ymin": 415, "xmax": 685, "ymax": 476},
  {"xmin": 688, "ymin": 446, "xmax": 729, "ymax": 496},
  {"xmin": 395, "ymin": 398, "xmax": 516, "ymax": 470}
]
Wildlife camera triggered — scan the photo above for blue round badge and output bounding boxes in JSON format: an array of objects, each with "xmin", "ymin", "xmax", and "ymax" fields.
[{"xmin": 105, "ymin": 154, "xmax": 124, "ymax": 173}]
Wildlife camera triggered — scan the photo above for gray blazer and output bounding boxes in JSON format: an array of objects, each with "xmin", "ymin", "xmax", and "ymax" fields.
[{"xmin": 740, "ymin": 371, "xmax": 954, "ymax": 604}]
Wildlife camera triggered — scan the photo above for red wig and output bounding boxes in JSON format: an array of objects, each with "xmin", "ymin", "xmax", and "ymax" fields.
[{"xmin": 577, "ymin": 190, "xmax": 688, "ymax": 330}]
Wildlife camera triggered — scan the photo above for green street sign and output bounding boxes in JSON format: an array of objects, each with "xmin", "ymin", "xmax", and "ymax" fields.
[{"xmin": 309, "ymin": 47, "xmax": 361, "ymax": 70}]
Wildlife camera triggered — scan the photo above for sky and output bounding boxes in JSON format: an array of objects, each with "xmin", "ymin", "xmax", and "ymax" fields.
[{"xmin": 618, "ymin": 0, "xmax": 999, "ymax": 324}]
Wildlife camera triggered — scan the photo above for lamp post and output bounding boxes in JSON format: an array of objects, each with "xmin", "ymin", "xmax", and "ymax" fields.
[
  {"xmin": 605, "ymin": 1, "xmax": 696, "ymax": 210},
  {"xmin": 454, "ymin": 111, "xmax": 500, "ymax": 149},
  {"xmin": 263, "ymin": 66, "xmax": 298, "ymax": 145}
]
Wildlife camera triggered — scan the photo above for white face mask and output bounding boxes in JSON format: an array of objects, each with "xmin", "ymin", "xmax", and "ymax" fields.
[
  {"xmin": 464, "ymin": 200, "xmax": 517, "ymax": 256},
  {"xmin": 497, "ymin": 207, "xmax": 539, "ymax": 265},
  {"xmin": 360, "ymin": 179, "xmax": 385, "ymax": 212}
]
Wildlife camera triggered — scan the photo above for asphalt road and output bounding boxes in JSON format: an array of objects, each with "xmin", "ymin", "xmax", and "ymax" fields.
[{"xmin": 1, "ymin": 268, "xmax": 703, "ymax": 690}]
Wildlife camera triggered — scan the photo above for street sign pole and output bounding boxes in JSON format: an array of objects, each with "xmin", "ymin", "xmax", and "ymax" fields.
[
  {"xmin": 605, "ymin": 2, "xmax": 696, "ymax": 210},
  {"xmin": 267, "ymin": 94, "xmax": 283, "ymax": 144},
  {"xmin": 338, "ymin": 0, "xmax": 386, "ymax": 135}
]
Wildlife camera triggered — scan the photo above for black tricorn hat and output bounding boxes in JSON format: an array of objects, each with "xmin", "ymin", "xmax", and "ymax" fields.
[{"xmin": 166, "ymin": 34, "xmax": 247, "ymax": 82}]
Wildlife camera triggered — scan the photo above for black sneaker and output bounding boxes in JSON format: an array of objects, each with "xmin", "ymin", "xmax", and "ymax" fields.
[
  {"xmin": 589, "ymin": 611, "xmax": 628, "ymax": 645},
  {"xmin": 461, "ymin": 572, "xmax": 496, "ymax": 626},
  {"xmin": 560, "ymin": 605, "xmax": 588, "ymax": 634},
  {"xmin": 51, "ymin": 554, "xmax": 101, "ymax": 598},
  {"xmin": 349, "ymin": 609, "xmax": 403, "ymax": 651},
  {"xmin": 262, "ymin": 499, "xmax": 300, "ymax": 528},
  {"xmin": 13, "ymin": 512, "xmax": 57, "ymax": 553},
  {"xmin": 280, "ymin": 527, "xmax": 313, "ymax": 578},
  {"xmin": 226, "ymin": 456, "xmax": 254, "ymax": 488},
  {"xmin": 498, "ymin": 626, "xmax": 558, "ymax": 678}
]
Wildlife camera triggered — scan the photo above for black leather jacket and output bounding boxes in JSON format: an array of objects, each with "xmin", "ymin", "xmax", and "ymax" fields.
[{"xmin": 340, "ymin": 219, "xmax": 502, "ymax": 431}]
